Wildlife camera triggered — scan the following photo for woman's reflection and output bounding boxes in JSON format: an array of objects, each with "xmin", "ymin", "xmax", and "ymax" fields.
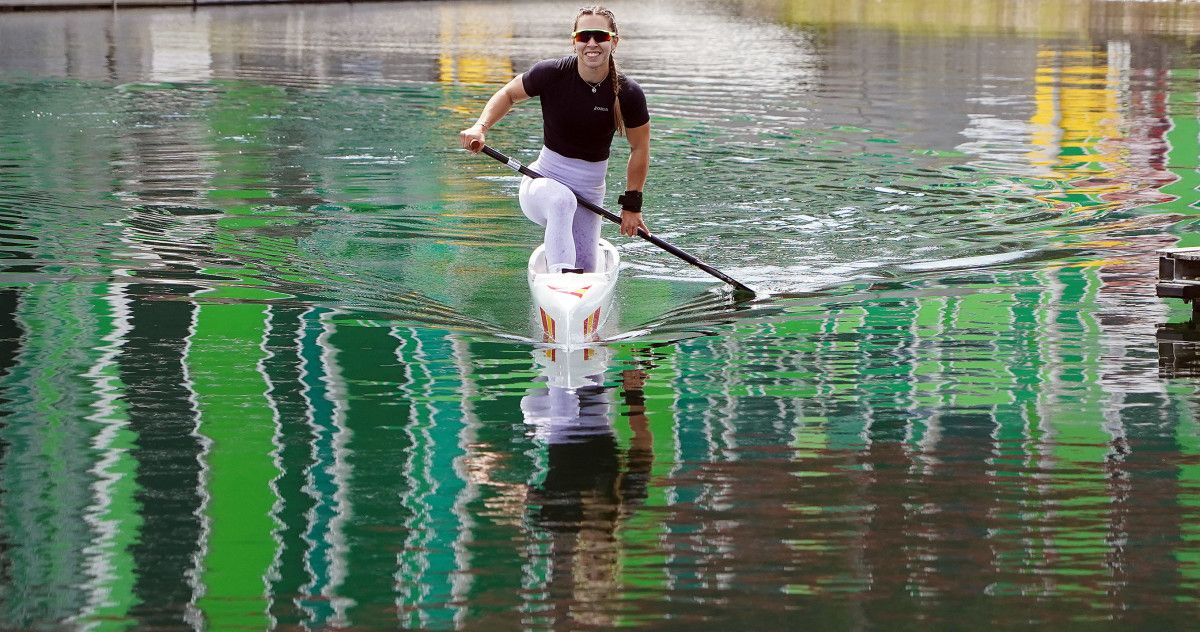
[{"xmin": 520, "ymin": 347, "xmax": 653, "ymax": 627}]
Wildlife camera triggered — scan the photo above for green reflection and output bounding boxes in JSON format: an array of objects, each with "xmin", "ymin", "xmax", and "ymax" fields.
[
  {"xmin": 0, "ymin": 282, "xmax": 114, "ymax": 627},
  {"xmin": 81, "ymin": 285, "xmax": 141, "ymax": 632},
  {"xmin": 0, "ymin": 1, "xmax": 1199, "ymax": 627},
  {"xmin": 189, "ymin": 299, "xmax": 277, "ymax": 630}
]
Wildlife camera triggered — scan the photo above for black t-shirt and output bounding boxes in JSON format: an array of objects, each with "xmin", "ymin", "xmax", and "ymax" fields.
[{"xmin": 521, "ymin": 56, "xmax": 650, "ymax": 162}]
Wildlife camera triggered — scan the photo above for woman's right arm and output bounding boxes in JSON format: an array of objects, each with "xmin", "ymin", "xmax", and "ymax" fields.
[{"xmin": 459, "ymin": 75, "xmax": 531, "ymax": 153}]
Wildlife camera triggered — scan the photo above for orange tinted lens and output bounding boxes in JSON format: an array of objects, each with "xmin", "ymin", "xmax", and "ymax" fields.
[{"xmin": 573, "ymin": 30, "xmax": 612, "ymax": 44}]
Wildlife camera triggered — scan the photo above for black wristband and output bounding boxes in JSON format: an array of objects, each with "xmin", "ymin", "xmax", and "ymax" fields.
[{"xmin": 618, "ymin": 190, "xmax": 643, "ymax": 213}]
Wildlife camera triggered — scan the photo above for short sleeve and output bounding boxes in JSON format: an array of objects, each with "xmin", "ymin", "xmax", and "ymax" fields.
[
  {"xmin": 521, "ymin": 59, "xmax": 559, "ymax": 97},
  {"xmin": 618, "ymin": 76, "xmax": 650, "ymax": 129}
]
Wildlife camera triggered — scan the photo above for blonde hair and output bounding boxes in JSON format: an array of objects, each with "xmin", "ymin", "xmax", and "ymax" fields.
[{"xmin": 574, "ymin": 5, "xmax": 625, "ymax": 136}]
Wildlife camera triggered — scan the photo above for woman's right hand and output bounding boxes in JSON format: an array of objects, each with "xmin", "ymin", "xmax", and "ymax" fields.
[{"xmin": 459, "ymin": 124, "xmax": 485, "ymax": 153}]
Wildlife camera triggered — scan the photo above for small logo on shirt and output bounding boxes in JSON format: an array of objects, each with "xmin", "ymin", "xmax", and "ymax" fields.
[{"xmin": 593, "ymin": 106, "xmax": 609, "ymax": 112}]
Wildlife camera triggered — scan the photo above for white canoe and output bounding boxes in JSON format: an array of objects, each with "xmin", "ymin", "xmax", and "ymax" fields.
[{"xmin": 528, "ymin": 239, "xmax": 620, "ymax": 349}]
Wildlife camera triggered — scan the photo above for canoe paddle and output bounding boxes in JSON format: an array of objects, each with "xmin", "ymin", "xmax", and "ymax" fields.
[{"xmin": 471, "ymin": 143, "xmax": 755, "ymax": 296}]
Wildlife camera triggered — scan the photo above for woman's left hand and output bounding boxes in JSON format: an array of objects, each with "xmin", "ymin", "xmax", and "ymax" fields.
[{"xmin": 620, "ymin": 210, "xmax": 648, "ymax": 237}]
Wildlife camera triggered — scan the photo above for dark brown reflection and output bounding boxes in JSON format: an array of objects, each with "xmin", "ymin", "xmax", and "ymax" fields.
[{"xmin": 525, "ymin": 365, "xmax": 653, "ymax": 629}]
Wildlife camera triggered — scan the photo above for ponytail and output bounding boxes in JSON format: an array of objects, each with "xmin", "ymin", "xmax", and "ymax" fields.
[{"xmin": 610, "ymin": 56, "xmax": 625, "ymax": 136}]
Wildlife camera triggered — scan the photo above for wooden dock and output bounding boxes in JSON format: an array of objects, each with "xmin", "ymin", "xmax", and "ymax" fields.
[{"xmin": 1157, "ymin": 247, "xmax": 1200, "ymax": 319}]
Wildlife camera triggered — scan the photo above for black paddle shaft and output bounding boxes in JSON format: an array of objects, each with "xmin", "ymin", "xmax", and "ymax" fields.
[{"xmin": 475, "ymin": 144, "xmax": 754, "ymax": 294}]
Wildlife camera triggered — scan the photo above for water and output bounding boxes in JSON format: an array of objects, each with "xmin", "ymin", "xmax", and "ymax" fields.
[{"xmin": 1, "ymin": 0, "xmax": 1200, "ymax": 628}]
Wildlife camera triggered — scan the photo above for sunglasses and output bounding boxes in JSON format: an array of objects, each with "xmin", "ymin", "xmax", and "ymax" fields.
[{"xmin": 572, "ymin": 29, "xmax": 616, "ymax": 44}]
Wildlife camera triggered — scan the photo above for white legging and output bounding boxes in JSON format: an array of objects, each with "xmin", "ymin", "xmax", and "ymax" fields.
[{"xmin": 519, "ymin": 147, "xmax": 606, "ymax": 272}]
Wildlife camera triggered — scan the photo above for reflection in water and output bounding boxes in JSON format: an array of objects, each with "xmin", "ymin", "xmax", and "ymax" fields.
[
  {"xmin": 0, "ymin": 0, "xmax": 1200, "ymax": 628},
  {"xmin": 522, "ymin": 347, "xmax": 612, "ymax": 436},
  {"xmin": 522, "ymin": 347, "xmax": 653, "ymax": 628},
  {"xmin": 1158, "ymin": 319, "xmax": 1200, "ymax": 378}
]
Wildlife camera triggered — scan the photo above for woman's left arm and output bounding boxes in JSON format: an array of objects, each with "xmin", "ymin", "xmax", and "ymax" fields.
[{"xmin": 620, "ymin": 123, "xmax": 651, "ymax": 237}]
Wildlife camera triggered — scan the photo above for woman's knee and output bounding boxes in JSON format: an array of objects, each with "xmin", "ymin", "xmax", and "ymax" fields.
[{"xmin": 523, "ymin": 178, "xmax": 576, "ymax": 215}]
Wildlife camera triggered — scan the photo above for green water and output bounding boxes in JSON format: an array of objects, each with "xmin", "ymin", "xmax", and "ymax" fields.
[{"xmin": 1, "ymin": 0, "xmax": 1200, "ymax": 628}]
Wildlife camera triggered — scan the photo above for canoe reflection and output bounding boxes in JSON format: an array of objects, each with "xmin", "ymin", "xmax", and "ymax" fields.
[
  {"xmin": 521, "ymin": 347, "xmax": 612, "ymax": 442},
  {"xmin": 520, "ymin": 347, "xmax": 653, "ymax": 625}
]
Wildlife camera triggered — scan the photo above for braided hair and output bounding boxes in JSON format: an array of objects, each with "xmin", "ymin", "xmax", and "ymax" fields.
[{"xmin": 574, "ymin": 5, "xmax": 625, "ymax": 136}]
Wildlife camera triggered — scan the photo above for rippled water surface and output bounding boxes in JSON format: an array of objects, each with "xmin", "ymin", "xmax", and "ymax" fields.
[{"xmin": 3, "ymin": 0, "xmax": 1200, "ymax": 628}]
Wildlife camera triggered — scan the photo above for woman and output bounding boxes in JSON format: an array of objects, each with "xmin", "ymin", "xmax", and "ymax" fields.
[{"xmin": 458, "ymin": 6, "xmax": 650, "ymax": 273}]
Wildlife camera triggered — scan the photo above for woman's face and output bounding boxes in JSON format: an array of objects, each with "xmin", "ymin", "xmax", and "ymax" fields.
[{"xmin": 573, "ymin": 14, "xmax": 617, "ymax": 73}]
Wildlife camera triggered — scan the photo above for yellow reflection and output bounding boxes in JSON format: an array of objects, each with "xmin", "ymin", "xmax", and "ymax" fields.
[
  {"xmin": 1027, "ymin": 44, "xmax": 1127, "ymax": 214},
  {"xmin": 754, "ymin": 0, "xmax": 1200, "ymax": 37},
  {"xmin": 1030, "ymin": 49, "xmax": 1120, "ymax": 170},
  {"xmin": 438, "ymin": 4, "xmax": 515, "ymax": 85}
]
